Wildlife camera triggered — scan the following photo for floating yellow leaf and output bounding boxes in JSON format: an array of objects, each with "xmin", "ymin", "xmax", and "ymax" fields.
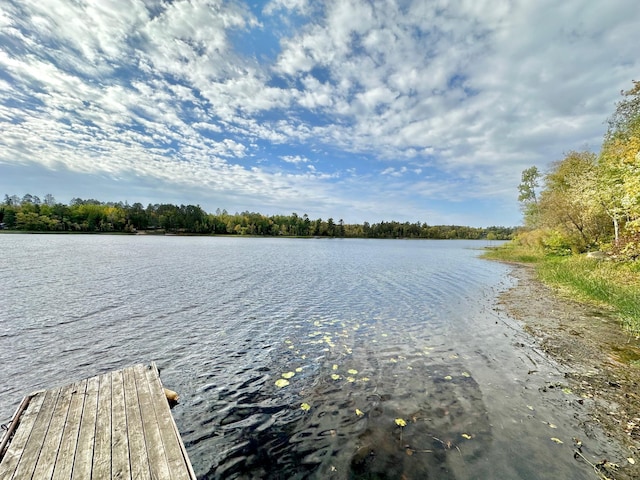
[
  {"xmin": 395, "ymin": 418, "xmax": 407, "ymax": 427},
  {"xmin": 526, "ymin": 405, "xmax": 534, "ymax": 411},
  {"xmin": 282, "ymin": 372, "xmax": 295, "ymax": 379},
  {"xmin": 331, "ymin": 374, "xmax": 341, "ymax": 380},
  {"xmin": 300, "ymin": 403, "xmax": 311, "ymax": 411},
  {"xmin": 295, "ymin": 367, "xmax": 303, "ymax": 373},
  {"xmin": 449, "ymin": 354, "xmax": 459, "ymax": 359},
  {"xmin": 275, "ymin": 379, "xmax": 290, "ymax": 388},
  {"xmin": 628, "ymin": 458, "xmax": 635, "ymax": 465},
  {"xmin": 407, "ymin": 366, "xmax": 413, "ymax": 370},
  {"xmin": 562, "ymin": 387, "xmax": 572, "ymax": 394},
  {"xmin": 547, "ymin": 423, "xmax": 557, "ymax": 429},
  {"xmin": 324, "ymin": 337, "xmax": 335, "ymax": 347},
  {"xmin": 361, "ymin": 377, "xmax": 370, "ymax": 382},
  {"xmin": 313, "ymin": 320, "xmax": 321, "ymax": 326},
  {"xmin": 332, "ymin": 364, "xmax": 339, "ymax": 371},
  {"xmin": 550, "ymin": 437, "xmax": 563, "ymax": 444},
  {"xmin": 461, "ymin": 372, "xmax": 471, "ymax": 378},
  {"xmin": 347, "ymin": 377, "xmax": 356, "ymax": 382},
  {"xmin": 355, "ymin": 409, "xmax": 364, "ymax": 416},
  {"xmin": 381, "ymin": 333, "xmax": 388, "ymax": 337},
  {"xmin": 461, "ymin": 433, "xmax": 472, "ymax": 440},
  {"xmin": 348, "ymin": 369, "xmax": 358, "ymax": 375},
  {"xmin": 444, "ymin": 375, "xmax": 452, "ymax": 381},
  {"xmin": 285, "ymin": 340, "xmax": 292, "ymax": 344},
  {"xmin": 389, "ymin": 358, "xmax": 397, "ymax": 363},
  {"xmin": 301, "ymin": 355, "xmax": 307, "ymax": 360}
]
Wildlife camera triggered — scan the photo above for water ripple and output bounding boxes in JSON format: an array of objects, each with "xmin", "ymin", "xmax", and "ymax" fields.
[{"xmin": 0, "ymin": 237, "xmax": 595, "ymax": 479}]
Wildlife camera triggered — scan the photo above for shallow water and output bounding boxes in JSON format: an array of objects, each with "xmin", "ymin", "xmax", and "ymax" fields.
[{"xmin": 0, "ymin": 235, "xmax": 606, "ymax": 478}]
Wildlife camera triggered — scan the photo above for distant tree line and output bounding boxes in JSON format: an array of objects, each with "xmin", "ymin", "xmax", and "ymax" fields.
[{"xmin": 0, "ymin": 194, "xmax": 514, "ymax": 240}]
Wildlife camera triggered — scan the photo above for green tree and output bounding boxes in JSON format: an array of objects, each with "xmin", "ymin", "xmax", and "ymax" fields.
[
  {"xmin": 538, "ymin": 151, "xmax": 609, "ymax": 252},
  {"xmin": 518, "ymin": 166, "xmax": 541, "ymax": 228}
]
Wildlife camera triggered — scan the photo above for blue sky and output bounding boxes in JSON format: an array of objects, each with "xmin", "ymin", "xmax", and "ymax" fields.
[{"xmin": 1, "ymin": 0, "xmax": 639, "ymax": 227}]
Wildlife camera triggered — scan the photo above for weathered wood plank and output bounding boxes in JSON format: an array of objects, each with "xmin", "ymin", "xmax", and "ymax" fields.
[
  {"xmin": 145, "ymin": 364, "xmax": 195, "ymax": 480},
  {"xmin": 71, "ymin": 375, "xmax": 100, "ymax": 480},
  {"xmin": 0, "ymin": 392, "xmax": 46, "ymax": 479},
  {"xmin": 51, "ymin": 380, "xmax": 88, "ymax": 480},
  {"xmin": 92, "ymin": 372, "xmax": 113, "ymax": 479},
  {"xmin": 0, "ymin": 395, "xmax": 31, "ymax": 461},
  {"xmin": 123, "ymin": 365, "xmax": 151, "ymax": 480},
  {"xmin": 111, "ymin": 369, "xmax": 131, "ymax": 480},
  {"xmin": 31, "ymin": 383, "xmax": 75, "ymax": 480},
  {"xmin": 133, "ymin": 364, "xmax": 172, "ymax": 479},
  {"xmin": 10, "ymin": 387, "xmax": 61, "ymax": 479}
]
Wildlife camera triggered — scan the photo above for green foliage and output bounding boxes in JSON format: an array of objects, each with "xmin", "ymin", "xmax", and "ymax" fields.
[
  {"xmin": 518, "ymin": 166, "xmax": 541, "ymax": 228},
  {"xmin": 485, "ymin": 243, "xmax": 640, "ymax": 334},
  {"xmin": 0, "ymin": 192, "xmax": 516, "ymax": 239},
  {"xmin": 537, "ymin": 256, "xmax": 640, "ymax": 335},
  {"xmin": 539, "ymin": 230, "xmax": 573, "ymax": 256}
]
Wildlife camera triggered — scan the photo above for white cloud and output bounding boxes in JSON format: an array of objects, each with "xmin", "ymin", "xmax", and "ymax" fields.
[
  {"xmin": 281, "ymin": 155, "xmax": 309, "ymax": 164},
  {"xmin": 264, "ymin": 0, "xmax": 311, "ymax": 16},
  {"xmin": 1, "ymin": 0, "xmax": 639, "ymax": 226}
]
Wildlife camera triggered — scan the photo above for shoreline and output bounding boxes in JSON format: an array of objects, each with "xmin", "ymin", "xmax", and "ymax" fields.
[{"xmin": 498, "ymin": 263, "xmax": 640, "ymax": 479}]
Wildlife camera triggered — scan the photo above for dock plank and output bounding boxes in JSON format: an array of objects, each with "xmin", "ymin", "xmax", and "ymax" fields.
[
  {"xmin": 51, "ymin": 380, "xmax": 88, "ymax": 480},
  {"xmin": 123, "ymin": 365, "xmax": 151, "ymax": 480},
  {"xmin": 0, "ymin": 392, "xmax": 46, "ymax": 479},
  {"xmin": 71, "ymin": 375, "xmax": 100, "ymax": 480},
  {"xmin": 11, "ymin": 387, "xmax": 61, "ymax": 480},
  {"xmin": 134, "ymin": 364, "xmax": 172, "ymax": 479},
  {"xmin": 92, "ymin": 372, "xmax": 113, "ymax": 479},
  {"xmin": 111, "ymin": 369, "xmax": 131, "ymax": 480},
  {"xmin": 145, "ymin": 364, "xmax": 195, "ymax": 480},
  {"xmin": 31, "ymin": 383, "xmax": 75, "ymax": 480}
]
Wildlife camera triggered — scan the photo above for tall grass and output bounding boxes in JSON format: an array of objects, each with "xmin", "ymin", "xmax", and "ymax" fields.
[
  {"xmin": 483, "ymin": 245, "xmax": 640, "ymax": 335},
  {"xmin": 482, "ymin": 244, "xmax": 546, "ymax": 264}
]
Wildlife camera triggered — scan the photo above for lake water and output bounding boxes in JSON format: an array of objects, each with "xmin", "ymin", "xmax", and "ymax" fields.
[{"xmin": 0, "ymin": 235, "xmax": 612, "ymax": 479}]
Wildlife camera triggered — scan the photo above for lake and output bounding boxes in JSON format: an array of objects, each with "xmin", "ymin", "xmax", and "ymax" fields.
[{"xmin": 0, "ymin": 235, "xmax": 608, "ymax": 478}]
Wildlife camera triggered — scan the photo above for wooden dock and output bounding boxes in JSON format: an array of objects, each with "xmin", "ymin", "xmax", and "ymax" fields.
[{"xmin": 0, "ymin": 363, "xmax": 196, "ymax": 479}]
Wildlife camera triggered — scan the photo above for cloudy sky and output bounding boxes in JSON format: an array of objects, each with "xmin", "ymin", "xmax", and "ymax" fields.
[{"xmin": 1, "ymin": 0, "xmax": 638, "ymax": 227}]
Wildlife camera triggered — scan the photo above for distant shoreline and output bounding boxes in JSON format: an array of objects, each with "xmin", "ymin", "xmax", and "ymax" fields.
[{"xmin": 0, "ymin": 230, "xmax": 504, "ymax": 241}]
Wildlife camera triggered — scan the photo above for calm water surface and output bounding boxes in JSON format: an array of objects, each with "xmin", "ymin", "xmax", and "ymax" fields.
[{"xmin": 0, "ymin": 235, "xmax": 608, "ymax": 478}]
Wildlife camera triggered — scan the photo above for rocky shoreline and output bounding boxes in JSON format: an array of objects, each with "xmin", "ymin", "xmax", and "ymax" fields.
[{"xmin": 498, "ymin": 264, "xmax": 640, "ymax": 480}]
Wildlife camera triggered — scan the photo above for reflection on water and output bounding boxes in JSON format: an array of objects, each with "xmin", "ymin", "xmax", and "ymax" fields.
[
  {"xmin": 199, "ymin": 312, "xmax": 495, "ymax": 479},
  {"xmin": 0, "ymin": 236, "xmax": 603, "ymax": 479}
]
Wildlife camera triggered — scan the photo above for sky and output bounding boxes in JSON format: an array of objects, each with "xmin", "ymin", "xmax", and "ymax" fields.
[{"xmin": 1, "ymin": 0, "xmax": 639, "ymax": 227}]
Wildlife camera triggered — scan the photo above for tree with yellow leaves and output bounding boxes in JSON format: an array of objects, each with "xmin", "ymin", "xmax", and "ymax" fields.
[{"xmin": 600, "ymin": 80, "xmax": 640, "ymax": 257}]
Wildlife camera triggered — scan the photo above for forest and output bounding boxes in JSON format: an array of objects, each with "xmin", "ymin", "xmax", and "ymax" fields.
[
  {"xmin": 0, "ymin": 195, "xmax": 513, "ymax": 240},
  {"xmin": 516, "ymin": 80, "xmax": 640, "ymax": 261}
]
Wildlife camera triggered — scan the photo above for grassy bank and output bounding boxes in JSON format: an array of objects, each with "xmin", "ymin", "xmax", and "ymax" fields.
[{"xmin": 483, "ymin": 244, "xmax": 640, "ymax": 335}]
